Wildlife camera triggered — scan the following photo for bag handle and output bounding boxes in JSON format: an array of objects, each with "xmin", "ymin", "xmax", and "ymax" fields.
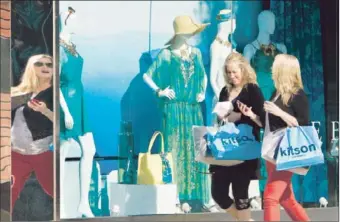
[
  {"xmin": 286, "ymin": 126, "xmax": 314, "ymax": 148},
  {"xmin": 264, "ymin": 94, "xmax": 280, "ymax": 136},
  {"xmin": 147, "ymin": 131, "xmax": 165, "ymax": 154}
]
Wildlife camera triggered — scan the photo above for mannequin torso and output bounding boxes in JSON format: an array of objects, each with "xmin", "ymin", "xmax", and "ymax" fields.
[
  {"xmin": 210, "ymin": 19, "xmax": 236, "ymax": 99},
  {"xmin": 243, "ymin": 10, "xmax": 287, "ymax": 100}
]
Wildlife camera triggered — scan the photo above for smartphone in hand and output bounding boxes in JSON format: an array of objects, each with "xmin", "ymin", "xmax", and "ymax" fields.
[{"xmin": 30, "ymin": 99, "xmax": 41, "ymax": 104}]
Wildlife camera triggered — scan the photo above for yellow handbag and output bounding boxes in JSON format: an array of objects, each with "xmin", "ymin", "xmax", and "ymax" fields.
[{"xmin": 137, "ymin": 131, "xmax": 174, "ymax": 185}]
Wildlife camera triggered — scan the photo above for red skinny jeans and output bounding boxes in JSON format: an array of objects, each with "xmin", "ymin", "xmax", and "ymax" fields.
[
  {"xmin": 263, "ymin": 161, "xmax": 310, "ymax": 221},
  {"xmin": 11, "ymin": 151, "xmax": 53, "ymax": 210}
]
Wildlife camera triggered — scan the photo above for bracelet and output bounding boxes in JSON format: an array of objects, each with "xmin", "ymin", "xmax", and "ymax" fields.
[{"xmin": 155, "ymin": 88, "xmax": 161, "ymax": 97}]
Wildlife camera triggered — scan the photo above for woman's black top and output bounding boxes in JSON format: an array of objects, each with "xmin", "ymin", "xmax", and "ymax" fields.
[
  {"xmin": 11, "ymin": 86, "xmax": 53, "ymax": 140},
  {"xmin": 209, "ymin": 83, "xmax": 265, "ymax": 179},
  {"xmin": 267, "ymin": 89, "xmax": 310, "ymax": 131}
]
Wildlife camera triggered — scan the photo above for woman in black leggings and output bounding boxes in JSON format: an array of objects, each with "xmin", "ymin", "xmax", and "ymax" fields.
[{"xmin": 210, "ymin": 52, "xmax": 264, "ymax": 221}]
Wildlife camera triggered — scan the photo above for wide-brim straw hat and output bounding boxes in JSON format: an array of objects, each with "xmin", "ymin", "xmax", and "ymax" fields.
[{"xmin": 165, "ymin": 15, "xmax": 210, "ymax": 46}]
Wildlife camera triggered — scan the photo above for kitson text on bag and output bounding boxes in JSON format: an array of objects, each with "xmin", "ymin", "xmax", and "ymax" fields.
[
  {"xmin": 280, "ymin": 144, "xmax": 317, "ymax": 157},
  {"xmin": 221, "ymin": 136, "xmax": 254, "ymax": 147}
]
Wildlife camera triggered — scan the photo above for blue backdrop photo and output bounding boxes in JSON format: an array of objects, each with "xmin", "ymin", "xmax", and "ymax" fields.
[{"xmin": 59, "ymin": 0, "xmax": 327, "ymax": 205}]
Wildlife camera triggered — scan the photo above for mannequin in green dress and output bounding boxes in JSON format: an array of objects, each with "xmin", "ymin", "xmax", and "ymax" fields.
[
  {"xmin": 59, "ymin": 8, "xmax": 96, "ymax": 218},
  {"xmin": 143, "ymin": 15, "xmax": 211, "ymax": 209},
  {"xmin": 243, "ymin": 10, "xmax": 287, "ymax": 206}
]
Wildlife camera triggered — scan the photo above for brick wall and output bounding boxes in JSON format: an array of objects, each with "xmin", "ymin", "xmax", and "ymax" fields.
[{"xmin": 0, "ymin": 1, "xmax": 11, "ymax": 183}]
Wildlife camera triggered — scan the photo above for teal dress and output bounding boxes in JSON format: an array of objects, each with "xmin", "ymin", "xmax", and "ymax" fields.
[
  {"xmin": 59, "ymin": 43, "xmax": 90, "ymax": 141},
  {"xmin": 250, "ymin": 43, "xmax": 281, "ymax": 100},
  {"xmin": 250, "ymin": 42, "xmax": 282, "ymax": 193},
  {"xmin": 146, "ymin": 47, "xmax": 210, "ymax": 204}
]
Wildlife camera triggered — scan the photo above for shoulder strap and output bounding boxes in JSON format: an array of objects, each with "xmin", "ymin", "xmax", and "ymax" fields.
[{"xmin": 147, "ymin": 131, "xmax": 165, "ymax": 153}]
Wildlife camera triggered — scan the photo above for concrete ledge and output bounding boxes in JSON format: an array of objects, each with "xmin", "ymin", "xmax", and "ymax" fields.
[{"xmin": 66, "ymin": 207, "xmax": 338, "ymax": 221}]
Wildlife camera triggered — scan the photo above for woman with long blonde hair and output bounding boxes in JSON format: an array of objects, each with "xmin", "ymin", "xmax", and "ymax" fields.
[
  {"xmin": 210, "ymin": 52, "xmax": 265, "ymax": 221},
  {"xmin": 239, "ymin": 54, "xmax": 310, "ymax": 221},
  {"xmin": 11, "ymin": 54, "xmax": 54, "ymax": 211}
]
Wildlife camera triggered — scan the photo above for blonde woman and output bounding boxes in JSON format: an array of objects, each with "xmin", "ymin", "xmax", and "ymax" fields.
[
  {"xmin": 11, "ymin": 54, "xmax": 54, "ymax": 211},
  {"xmin": 210, "ymin": 52, "xmax": 265, "ymax": 221},
  {"xmin": 239, "ymin": 54, "xmax": 310, "ymax": 221}
]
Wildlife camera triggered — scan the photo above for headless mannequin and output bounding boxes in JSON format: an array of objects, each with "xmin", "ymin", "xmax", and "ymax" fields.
[
  {"xmin": 210, "ymin": 18, "xmax": 236, "ymax": 99},
  {"xmin": 59, "ymin": 10, "xmax": 96, "ymax": 218},
  {"xmin": 243, "ymin": 10, "xmax": 287, "ymax": 62}
]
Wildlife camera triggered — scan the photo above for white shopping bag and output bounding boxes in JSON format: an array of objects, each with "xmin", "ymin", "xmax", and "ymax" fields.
[
  {"xmin": 261, "ymin": 112, "xmax": 286, "ymax": 164},
  {"xmin": 261, "ymin": 112, "xmax": 309, "ymax": 175},
  {"xmin": 212, "ymin": 101, "xmax": 234, "ymax": 118}
]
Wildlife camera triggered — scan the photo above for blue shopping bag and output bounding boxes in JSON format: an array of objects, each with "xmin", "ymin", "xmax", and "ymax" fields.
[
  {"xmin": 205, "ymin": 123, "xmax": 261, "ymax": 160},
  {"xmin": 276, "ymin": 126, "xmax": 324, "ymax": 171}
]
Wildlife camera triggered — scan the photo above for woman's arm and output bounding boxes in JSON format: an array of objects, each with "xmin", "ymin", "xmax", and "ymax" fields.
[
  {"xmin": 41, "ymin": 108, "xmax": 53, "ymax": 122},
  {"xmin": 264, "ymin": 101, "xmax": 299, "ymax": 127},
  {"xmin": 276, "ymin": 109, "xmax": 299, "ymax": 127},
  {"xmin": 237, "ymin": 84, "xmax": 265, "ymax": 127},
  {"xmin": 264, "ymin": 90, "xmax": 309, "ymax": 127},
  {"xmin": 282, "ymin": 90, "xmax": 309, "ymax": 126},
  {"xmin": 27, "ymin": 101, "xmax": 53, "ymax": 122}
]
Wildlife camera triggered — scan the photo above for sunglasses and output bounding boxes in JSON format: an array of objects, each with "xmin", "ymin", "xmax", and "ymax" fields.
[{"xmin": 34, "ymin": 62, "xmax": 53, "ymax": 68}]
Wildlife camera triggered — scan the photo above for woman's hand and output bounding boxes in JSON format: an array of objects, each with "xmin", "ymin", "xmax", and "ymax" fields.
[
  {"xmin": 237, "ymin": 100, "xmax": 256, "ymax": 119},
  {"xmin": 237, "ymin": 100, "xmax": 263, "ymax": 127},
  {"xmin": 264, "ymin": 101, "xmax": 283, "ymax": 117},
  {"xmin": 158, "ymin": 86, "xmax": 176, "ymax": 100},
  {"xmin": 28, "ymin": 100, "xmax": 54, "ymax": 122},
  {"xmin": 28, "ymin": 100, "xmax": 48, "ymax": 114}
]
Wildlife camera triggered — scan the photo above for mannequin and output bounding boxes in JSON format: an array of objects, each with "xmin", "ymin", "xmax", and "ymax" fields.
[
  {"xmin": 143, "ymin": 15, "xmax": 210, "ymax": 209},
  {"xmin": 243, "ymin": 10, "xmax": 287, "ymax": 205},
  {"xmin": 243, "ymin": 10, "xmax": 287, "ymax": 100},
  {"xmin": 210, "ymin": 9, "xmax": 237, "ymax": 100},
  {"xmin": 206, "ymin": 9, "xmax": 237, "ymax": 212},
  {"xmin": 59, "ymin": 7, "xmax": 96, "ymax": 218}
]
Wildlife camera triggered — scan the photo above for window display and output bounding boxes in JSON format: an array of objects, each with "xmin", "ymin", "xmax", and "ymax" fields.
[{"xmin": 57, "ymin": 1, "xmax": 336, "ymax": 219}]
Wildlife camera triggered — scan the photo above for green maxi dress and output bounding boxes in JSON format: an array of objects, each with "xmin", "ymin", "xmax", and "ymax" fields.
[
  {"xmin": 250, "ymin": 42, "xmax": 282, "ymax": 194},
  {"xmin": 146, "ymin": 47, "xmax": 210, "ymax": 204}
]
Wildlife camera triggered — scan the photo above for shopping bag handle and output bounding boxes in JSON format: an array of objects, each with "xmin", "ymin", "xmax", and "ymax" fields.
[
  {"xmin": 286, "ymin": 126, "xmax": 314, "ymax": 149},
  {"xmin": 147, "ymin": 131, "xmax": 165, "ymax": 154}
]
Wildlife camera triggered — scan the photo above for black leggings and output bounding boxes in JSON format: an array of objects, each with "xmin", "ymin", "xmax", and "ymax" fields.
[{"xmin": 210, "ymin": 166, "xmax": 251, "ymax": 210}]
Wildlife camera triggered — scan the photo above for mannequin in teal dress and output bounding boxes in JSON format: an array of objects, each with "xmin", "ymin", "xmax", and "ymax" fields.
[
  {"xmin": 59, "ymin": 40, "xmax": 90, "ymax": 139},
  {"xmin": 244, "ymin": 10, "xmax": 287, "ymax": 205},
  {"xmin": 143, "ymin": 16, "xmax": 210, "ymax": 208},
  {"xmin": 58, "ymin": 8, "xmax": 96, "ymax": 218}
]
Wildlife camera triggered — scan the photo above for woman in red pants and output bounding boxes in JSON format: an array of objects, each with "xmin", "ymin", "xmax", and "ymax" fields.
[
  {"xmin": 239, "ymin": 54, "xmax": 310, "ymax": 221},
  {"xmin": 11, "ymin": 54, "xmax": 54, "ymax": 211}
]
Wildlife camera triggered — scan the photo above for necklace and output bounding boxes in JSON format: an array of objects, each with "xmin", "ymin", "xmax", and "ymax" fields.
[
  {"xmin": 257, "ymin": 40, "xmax": 276, "ymax": 56},
  {"xmin": 178, "ymin": 46, "xmax": 195, "ymax": 88},
  {"xmin": 60, "ymin": 39, "xmax": 78, "ymax": 56},
  {"xmin": 216, "ymin": 36, "xmax": 231, "ymax": 47}
]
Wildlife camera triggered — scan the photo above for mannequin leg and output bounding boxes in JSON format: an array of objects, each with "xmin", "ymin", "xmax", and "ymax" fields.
[
  {"xmin": 77, "ymin": 132, "xmax": 96, "ymax": 217},
  {"xmin": 59, "ymin": 140, "xmax": 71, "ymax": 218}
]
